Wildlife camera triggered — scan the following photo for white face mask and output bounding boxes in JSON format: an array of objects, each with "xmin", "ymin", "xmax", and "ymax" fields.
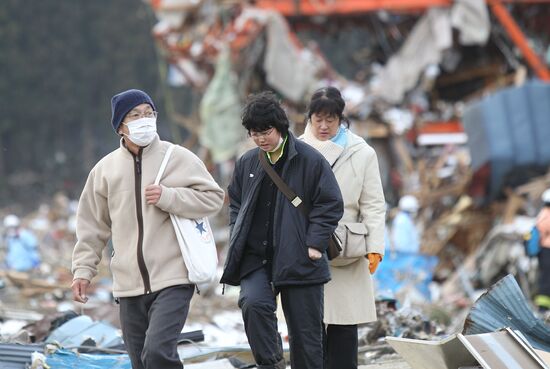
[{"xmin": 124, "ymin": 117, "xmax": 157, "ymax": 146}]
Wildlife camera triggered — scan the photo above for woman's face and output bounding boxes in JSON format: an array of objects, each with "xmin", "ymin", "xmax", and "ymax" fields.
[{"xmin": 310, "ymin": 112, "xmax": 340, "ymax": 141}]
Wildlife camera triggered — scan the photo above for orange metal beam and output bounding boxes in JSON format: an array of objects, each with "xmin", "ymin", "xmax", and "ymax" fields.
[
  {"xmin": 256, "ymin": 0, "xmax": 550, "ymax": 15},
  {"xmin": 255, "ymin": 0, "xmax": 451, "ymax": 15},
  {"xmin": 488, "ymin": 0, "xmax": 550, "ymax": 81}
]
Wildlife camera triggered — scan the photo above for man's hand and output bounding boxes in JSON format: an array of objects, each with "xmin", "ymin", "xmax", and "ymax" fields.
[
  {"xmin": 71, "ymin": 278, "xmax": 90, "ymax": 303},
  {"xmin": 145, "ymin": 184, "xmax": 163, "ymax": 205},
  {"xmin": 308, "ymin": 247, "xmax": 322, "ymax": 260},
  {"xmin": 367, "ymin": 253, "xmax": 382, "ymax": 274}
]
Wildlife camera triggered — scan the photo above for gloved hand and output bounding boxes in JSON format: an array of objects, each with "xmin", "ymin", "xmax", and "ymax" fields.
[{"xmin": 367, "ymin": 253, "xmax": 382, "ymax": 274}]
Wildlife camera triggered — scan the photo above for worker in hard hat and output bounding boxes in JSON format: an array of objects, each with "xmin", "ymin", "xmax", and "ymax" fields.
[
  {"xmin": 3, "ymin": 214, "xmax": 41, "ymax": 272},
  {"xmin": 391, "ymin": 195, "xmax": 420, "ymax": 254},
  {"xmin": 377, "ymin": 195, "xmax": 437, "ymax": 302},
  {"xmin": 535, "ymin": 189, "xmax": 550, "ymax": 312}
]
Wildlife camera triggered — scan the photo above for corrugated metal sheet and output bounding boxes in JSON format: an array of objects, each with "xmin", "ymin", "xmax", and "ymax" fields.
[
  {"xmin": 0, "ymin": 343, "xmax": 44, "ymax": 369},
  {"xmin": 463, "ymin": 81, "xmax": 550, "ymax": 198},
  {"xmin": 462, "ymin": 274, "xmax": 550, "ymax": 352}
]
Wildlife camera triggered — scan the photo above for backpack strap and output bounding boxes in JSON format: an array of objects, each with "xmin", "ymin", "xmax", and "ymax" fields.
[{"xmin": 258, "ymin": 149, "xmax": 307, "ymax": 216}]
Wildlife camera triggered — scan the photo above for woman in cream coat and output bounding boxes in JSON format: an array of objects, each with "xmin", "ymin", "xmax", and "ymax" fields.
[{"xmin": 301, "ymin": 87, "xmax": 386, "ymax": 369}]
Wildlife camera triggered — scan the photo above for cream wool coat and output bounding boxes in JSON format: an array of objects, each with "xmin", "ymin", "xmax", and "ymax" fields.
[
  {"xmin": 72, "ymin": 135, "xmax": 225, "ymax": 298},
  {"xmin": 302, "ymin": 130, "xmax": 386, "ymax": 324}
]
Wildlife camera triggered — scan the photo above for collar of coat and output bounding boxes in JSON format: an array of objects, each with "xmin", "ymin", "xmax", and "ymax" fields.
[
  {"xmin": 119, "ymin": 134, "xmax": 161, "ymax": 158},
  {"xmin": 266, "ymin": 134, "xmax": 289, "ymax": 164},
  {"xmin": 267, "ymin": 131, "xmax": 299, "ymax": 163},
  {"xmin": 332, "ymin": 132, "xmax": 369, "ymax": 171},
  {"xmin": 299, "ymin": 130, "xmax": 368, "ymax": 172}
]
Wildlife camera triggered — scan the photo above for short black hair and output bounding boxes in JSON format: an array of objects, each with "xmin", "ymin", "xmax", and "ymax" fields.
[
  {"xmin": 242, "ymin": 91, "xmax": 289, "ymax": 135},
  {"xmin": 306, "ymin": 86, "xmax": 349, "ymax": 126}
]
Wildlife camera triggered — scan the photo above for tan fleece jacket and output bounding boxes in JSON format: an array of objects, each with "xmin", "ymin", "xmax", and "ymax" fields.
[{"xmin": 72, "ymin": 135, "xmax": 225, "ymax": 297}]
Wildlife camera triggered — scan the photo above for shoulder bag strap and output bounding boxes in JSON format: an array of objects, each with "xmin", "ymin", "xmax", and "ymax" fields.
[
  {"xmin": 154, "ymin": 145, "xmax": 175, "ymax": 185},
  {"xmin": 258, "ymin": 149, "xmax": 308, "ymax": 217}
]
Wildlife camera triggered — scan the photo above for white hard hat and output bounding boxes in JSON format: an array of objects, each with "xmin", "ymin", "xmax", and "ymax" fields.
[
  {"xmin": 3, "ymin": 214, "xmax": 20, "ymax": 228},
  {"xmin": 542, "ymin": 189, "xmax": 550, "ymax": 203},
  {"xmin": 398, "ymin": 195, "xmax": 419, "ymax": 213}
]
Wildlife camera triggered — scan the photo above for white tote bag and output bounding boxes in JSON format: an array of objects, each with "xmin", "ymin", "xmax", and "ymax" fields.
[{"xmin": 154, "ymin": 145, "xmax": 218, "ymax": 286}]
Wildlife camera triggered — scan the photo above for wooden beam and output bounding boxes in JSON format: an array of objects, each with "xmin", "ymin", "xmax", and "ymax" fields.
[{"xmin": 436, "ymin": 64, "xmax": 504, "ymax": 87}]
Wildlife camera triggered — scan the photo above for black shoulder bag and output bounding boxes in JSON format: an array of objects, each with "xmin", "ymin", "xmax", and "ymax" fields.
[{"xmin": 258, "ymin": 150, "xmax": 342, "ymax": 260}]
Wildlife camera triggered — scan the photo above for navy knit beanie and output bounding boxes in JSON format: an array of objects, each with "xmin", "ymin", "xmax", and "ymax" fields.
[{"xmin": 111, "ymin": 89, "xmax": 156, "ymax": 132}]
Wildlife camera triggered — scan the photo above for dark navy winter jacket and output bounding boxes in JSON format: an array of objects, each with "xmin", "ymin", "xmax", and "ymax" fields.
[{"xmin": 220, "ymin": 133, "xmax": 344, "ymax": 287}]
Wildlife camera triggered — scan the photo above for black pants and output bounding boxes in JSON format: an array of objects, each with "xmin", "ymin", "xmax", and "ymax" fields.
[
  {"xmin": 324, "ymin": 324, "xmax": 358, "ymax": 369},
  {"xmin": 119, "ymin": 285, "xmax": 194, "ymax": 369},
  {"xmin": 539, "ymin": 247, "xmax": 550, "ymax": 297},
  {"xmin": 239, "ymin": 267, "xmax": 324, "ymax": 369}
]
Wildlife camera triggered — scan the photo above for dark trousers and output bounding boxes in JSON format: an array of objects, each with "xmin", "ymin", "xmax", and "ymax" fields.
[
  {"xmin": 324, "ymin": 324, "xmax": 358, "ymax": 369},
  {"xmin": 538, "ymin": 247, "xmax": 550, "ymax": 297},
  {"xmin": 238, "ymin": 267, "xmax": 324, "ymax": 369},
  {"xmin": 119, "ymin": 285, "xmax": 194, "ymax": 369}
]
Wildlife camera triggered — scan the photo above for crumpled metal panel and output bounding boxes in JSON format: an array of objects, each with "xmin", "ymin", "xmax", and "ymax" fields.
[
  {"xmin": 459, "ymin": 328, "xmax": 549, "ymax": 369},
  {"xmin": 386, "ymin": 328, "xmax": 549, "ymax": 369},
  {"xmin": 462, "ymin": 274, "xmax": 550, "ymax": 352},
  {"xmin": 386, "ymin": 334, "xmax": 479, "ymax": 369}
]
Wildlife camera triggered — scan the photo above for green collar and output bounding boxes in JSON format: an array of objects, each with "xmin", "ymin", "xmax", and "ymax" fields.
[{"xmin": 266, "ymin": 135, "xmax": 288, "ymax": 164}]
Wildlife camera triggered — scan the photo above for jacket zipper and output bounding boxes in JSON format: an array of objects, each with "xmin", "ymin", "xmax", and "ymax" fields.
[
  {"xmin": 134, "ymin": 149, "xmax": 152, "ymax": 294},
  {"xmin": 223, "ymin": 169, "xmax": 264, "ymax": 285}
]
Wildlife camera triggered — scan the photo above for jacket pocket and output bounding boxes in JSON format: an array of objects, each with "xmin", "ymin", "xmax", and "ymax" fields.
[{"xmin": 335, "ymin": 222, "xmax": 368, "ymax": 258}]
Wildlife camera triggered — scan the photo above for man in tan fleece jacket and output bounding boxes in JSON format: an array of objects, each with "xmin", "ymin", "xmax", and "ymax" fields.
[{"xmin": 71, "ymin": 89, "xmax": 225, "ymax": 369}]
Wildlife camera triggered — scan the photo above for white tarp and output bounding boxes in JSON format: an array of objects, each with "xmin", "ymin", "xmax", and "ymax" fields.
[
  {"xmin": 236, "ymin": 8, "xmax": 319, "ymax": 102},
  {"xmin": 372, "ymin": 0, "xmax": 490, "ymax": 103}
]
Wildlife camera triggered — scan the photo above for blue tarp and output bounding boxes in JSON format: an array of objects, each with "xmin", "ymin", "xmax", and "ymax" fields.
[
  {"xmin": 374, "ymin": 251, "xmax": 438, "ymax": 301},
  {"xmin": 525, "ymin": 226, "xmax": 541, "ymax": 257},
  {"xmin": 46, "ymin": 350, "xmax": 131, "ymax": 368}
]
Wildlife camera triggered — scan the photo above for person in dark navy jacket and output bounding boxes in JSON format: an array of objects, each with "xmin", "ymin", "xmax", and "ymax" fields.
[{"xmin": 221, "ymin": 91, "xmax": 344, "ymax": 369}]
